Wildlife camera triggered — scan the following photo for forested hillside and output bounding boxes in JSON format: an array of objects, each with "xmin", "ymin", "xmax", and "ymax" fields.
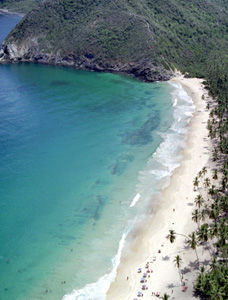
[
  {"xmin": 0, "ymin": 0, "xmax": 227, "ymax": 82},
  {"xmin": 0, "ymin": 0, "xmax": 38, "ymax": 13}
]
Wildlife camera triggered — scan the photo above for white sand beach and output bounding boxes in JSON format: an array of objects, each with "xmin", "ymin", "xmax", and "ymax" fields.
[{"xmin": 106, "ymin": 76, "xmax": 211, "ymax": 300}]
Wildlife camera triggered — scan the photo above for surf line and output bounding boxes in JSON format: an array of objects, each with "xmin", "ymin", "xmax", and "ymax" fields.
[
  {"xmin": 173, "ymin": 98, "xmax": 178, "ymax": 107},
  {"xmin": 130, "ymin": 193, "xmax": 141, "ymax": 207}
]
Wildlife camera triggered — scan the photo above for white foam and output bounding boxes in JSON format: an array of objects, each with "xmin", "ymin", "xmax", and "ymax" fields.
[
  {"xmin": 134, "ymin": 80, "xmax": 195, "ymax": 204},
  {"xmin": 130, "ymin": 193, "xmax": 141, "ymax": 207},
  {"xmin": 173, "ymin": 98, "xmax": 178, "ymax": 107},
  {"xmin": 149, "ymin": 169, "xmax": 170, "ymax": 178},
  {"xmin": 62, "ymin": 233, "xmax": 127, "ymax": 300}
]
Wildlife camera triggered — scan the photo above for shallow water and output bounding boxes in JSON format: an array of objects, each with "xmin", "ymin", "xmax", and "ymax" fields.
[{"xmin": 0, "ymin": 14, "xmax": 194, "ymax": 300}]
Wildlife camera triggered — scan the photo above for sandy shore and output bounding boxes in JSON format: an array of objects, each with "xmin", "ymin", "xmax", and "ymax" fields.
[{"xmin": 106, "ymin": 76, "xmax": 210, "ymax": 300}]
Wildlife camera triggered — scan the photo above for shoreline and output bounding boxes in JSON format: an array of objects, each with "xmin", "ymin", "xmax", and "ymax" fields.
[{"xmin": 106, "ymin": 75, "xmax": 210, "ymax": 299}]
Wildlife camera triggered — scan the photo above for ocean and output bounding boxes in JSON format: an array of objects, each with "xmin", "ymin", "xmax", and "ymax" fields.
[{"xmin": 0, "ymin": 13, "xmax": 194, "ymax": 300}]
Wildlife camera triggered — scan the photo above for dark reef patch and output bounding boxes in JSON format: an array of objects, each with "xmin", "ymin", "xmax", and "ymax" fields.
[
  {"xmin": 110, "ymin": 153, "xmax": 134, "ymax": 176},
  {"xmin": 121, "ymin": 112, "xmax": 160, "ymax": 145}
]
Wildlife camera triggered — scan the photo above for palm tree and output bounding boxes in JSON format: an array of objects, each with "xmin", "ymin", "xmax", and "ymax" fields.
[
  {"xmin": 222, "ymin": 177, "xmax": 227, "ymax": 190},
  {"xmin": 187, "ymin": 232, "xmax": 199, "ymax": 264},
  {"xmin": 213, "ymin": 169, "xmax": 218, "ymax": 180},
  {"xmin": 167, "ymin": 230, "xmax": 176, "ymax": 243},
  {"xmin": 209, "ymin": 185, "xmax": 217, "ymax": 196},
  {"xmin": 174, "ymin": 255, "xmax": 182, "ymax": 283},
  {"xmin": 197, "ymin": 224, "xmax": 211, "ymax": 255},
  {"xmin": 194, "ymin": 194, "xmax": 204, "ymax": 209},
  {"xmin": 209, "ymin": 129, "xmax": 213, "ymax": 139},
  {"xmin": 200, "ymin": 209, "xmax": 207, "ymax": 222},
  {"xmin": 161, "ymin": 293, "xmax": 170, "ymax": 300},
  {"xmin": 207, "ymin": 123, "xmax": 212, "ymax": 135},
  {"xmin": 167, "ymin": 230, "xmax": 188, "ymax": 243},
  {"xmin": 204, "ymin": 177, "xmax": 211, "ymax": 188},
  {"xmin": 193, "ymin": 176, "xmax": 199, "ymax": 191},
  {"xmin": 202, "ymin": 167, "xmax": 207, "ymax": 176},
  {"xmin": 204, "ymin": 202, "xmax": 209, "ymax": 211},
  {"xmin": 210, "ymin": 257, "xmax": 218, "ymax": 270},
  {"xmin": 192, "ymin": 209, "xmax": 200, "ymax": 228},
  {"xmin": 198, "ymin": 170, "xmax": 203, "ymax": 178},
  {"xmin": 212, "ymin": 149, "xmax": 218, "ymax": 161},
  {"xmin": 209, "ymin": 129, "xmax": 216, "ymax": 139},
  {"xmin": 209, "ymin": 208, "xmax": 219, "ymax": 221},
  {"xmin": 210, "ymin": 222, "xmax": 219, "ymax": 238},
  {"xmin": 217, "ymin": 220, "xmax": 227, "ymax": 248},
  {"xmin": 201, "ymin": 224, "xmax": 210, "ymax": 242}
]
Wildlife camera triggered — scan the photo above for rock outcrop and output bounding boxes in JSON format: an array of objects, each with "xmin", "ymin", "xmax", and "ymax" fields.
[
  {"xmin": 1, "ymin": 0, "xmax": 227, "ymax": 81},
  {"xmin": 0, "ymin": 40, "xmax": 172, "ymax": 81}
]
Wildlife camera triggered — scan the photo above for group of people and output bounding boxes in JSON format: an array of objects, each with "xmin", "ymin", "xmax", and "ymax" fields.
[{"xmin": 133, "ymin": 257, "xmax": 161, "ymax": 298}]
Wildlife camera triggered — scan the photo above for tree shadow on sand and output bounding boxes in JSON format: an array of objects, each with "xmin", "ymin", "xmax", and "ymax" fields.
[
  {"xmin": 188, "ymin": 260, "xmax": 199, "ymax": 270},
  {"xmin": 201, "ymin": 259, "xmax": 210, "ymax": 266},
  {"xmin": 181, "ymin": 266, "xmax": 191, "ymax": 274},
  {"xmin": 167, "ymin": 283, "xmax": 176, "ymax": 289},
  {"xmin": 184, "ymin": 243, "xmax": 191, "ymax": 250},
  {"xmin": 162, "ymin": 255, "xmax": 170, "ymax": 261}
]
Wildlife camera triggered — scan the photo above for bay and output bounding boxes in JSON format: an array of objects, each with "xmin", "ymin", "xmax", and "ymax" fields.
[{"xmin": 0, "ymin": 13, "xmax": 189, "ymax": 300}]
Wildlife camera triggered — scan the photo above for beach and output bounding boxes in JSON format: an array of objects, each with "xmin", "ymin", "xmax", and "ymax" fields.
[{"xmin": 106, "ymin": 75, "xmax": 211, "ymax": 300}]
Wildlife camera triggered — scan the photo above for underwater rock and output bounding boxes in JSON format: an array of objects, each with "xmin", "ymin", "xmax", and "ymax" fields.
[
  {"xmin": 122, "ymin": 113, "xmax": 160, "ymax": 145},
  {"xmin": 111, "ymin": 153, "xmax": 134, "ymax": 175}
]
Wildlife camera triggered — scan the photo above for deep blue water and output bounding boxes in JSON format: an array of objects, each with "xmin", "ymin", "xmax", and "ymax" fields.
[{"xmin": 0, "ymin": 12, "xmax": 21, "ymax": 42}]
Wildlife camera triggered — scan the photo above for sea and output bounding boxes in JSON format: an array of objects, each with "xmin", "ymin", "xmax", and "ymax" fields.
[{"xmin": 0, "ymin": 12, "xmax": 195, "ymax": 300}]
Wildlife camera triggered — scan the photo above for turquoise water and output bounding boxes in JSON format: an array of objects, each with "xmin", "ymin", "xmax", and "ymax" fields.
[{"xmin": 0, "ymin": 14, "xmax": 194, "ymax": 300}]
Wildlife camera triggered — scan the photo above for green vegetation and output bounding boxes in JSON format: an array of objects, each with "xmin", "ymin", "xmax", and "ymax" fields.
[
  {"xmin": 2, "ymin": 0, "xmax": 228, "ymax": 79},
  {"xmin": 0, "ymin": 0, "xmax": 38, "ymax": 13},
  {"xmin": 168, "ymin": 103, "xmax": 228, "ymax": 299},
  {"xmin": 161, "ymin": 293, "xmax": 170, "ymax": 300},
  {"xmin": 174, "ymin": 255, "xmax": 183, "ymax": 284},
  {"xmin": 193, "ymin": 79, "xmax": 228, "ymax": 299}
]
